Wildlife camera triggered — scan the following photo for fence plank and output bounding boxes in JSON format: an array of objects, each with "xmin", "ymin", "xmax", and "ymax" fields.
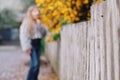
[{"xmin": 45, "ymin": 1, "xmax": 120, "ymax": 80}]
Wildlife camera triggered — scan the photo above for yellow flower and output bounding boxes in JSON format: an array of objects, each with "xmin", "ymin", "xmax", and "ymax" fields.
[
  {"xmin": 35, "ymin": 0, "xmax": 102, "ymax": 42},
  {"xmin": 46, "ymin": 35, "xmax": 53, "ymax": 43},
  {"xmin": 83, "ymin": 0, "xmax": 89, "ymax": 4},
  {"xmin": 96, "ymin": 0, "xmax": 102, "ymax": 3}
]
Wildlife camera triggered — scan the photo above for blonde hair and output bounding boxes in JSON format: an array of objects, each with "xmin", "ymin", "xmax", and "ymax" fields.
[{"xmin": 25, "ymin": 6, "xmax": 39, "ymax": 37}]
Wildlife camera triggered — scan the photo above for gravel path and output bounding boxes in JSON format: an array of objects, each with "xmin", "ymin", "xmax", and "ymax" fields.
[{"xmin": 0, "ymin": 46, "xmax": 58, "ymax": 80}]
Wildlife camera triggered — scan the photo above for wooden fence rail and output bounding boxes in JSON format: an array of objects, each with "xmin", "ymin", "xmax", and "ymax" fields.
[{"xmin": 45, "ymin": 1, "xmax": 120, "ymax": 80}]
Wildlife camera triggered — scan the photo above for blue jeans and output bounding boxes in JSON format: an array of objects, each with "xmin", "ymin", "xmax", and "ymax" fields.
[{"xmin": 27, "ymin": 39, "xmax": 41, "ymax": 80}]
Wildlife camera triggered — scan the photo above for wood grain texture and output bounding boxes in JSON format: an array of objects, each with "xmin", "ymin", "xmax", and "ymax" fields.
[{"xmin": 45, "ymin": 1, "xmax": 120, "ymax": 80}]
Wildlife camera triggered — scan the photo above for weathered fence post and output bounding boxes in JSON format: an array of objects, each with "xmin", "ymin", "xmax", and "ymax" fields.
[{"xmin": 45, "ymin": 1, "xmax": 120, "ymax": 80}]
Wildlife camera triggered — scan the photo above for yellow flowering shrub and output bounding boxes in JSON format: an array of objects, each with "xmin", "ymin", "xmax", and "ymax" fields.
[{"xmin": 35, "ymin": 0, "xmax": 101, "ymax": 41}]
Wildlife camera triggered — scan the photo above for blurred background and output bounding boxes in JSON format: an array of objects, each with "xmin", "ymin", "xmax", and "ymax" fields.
[
  {"xmin": 0, "ymin": 0, "xmax": 34, "ymax": 45},
  {"xmin": 0, "ymin": 0, "xmax": 119, "ymax": 80},
  {"xmin": 0, "ymin": 0, "xmax": 58, "ymax": 80}
]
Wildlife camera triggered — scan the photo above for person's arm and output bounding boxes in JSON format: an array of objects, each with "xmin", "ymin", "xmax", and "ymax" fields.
[
  {"xmin": 39, "ymin": 23, "xmax": 50, "ymax": 37},
  {"xmin": 19, "ymin": 19, "xmax": 32, "ymax": 53},
  {"xmin": 40, "ymin": 23, "xmax": 54, "ymax": 42}
]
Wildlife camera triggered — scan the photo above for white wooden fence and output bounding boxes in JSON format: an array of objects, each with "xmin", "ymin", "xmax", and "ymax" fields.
[
  {"xmin": 45, "ymin": 41, "xmax": 60, "ymax": 75},
  {"xmin": 45, "ymin": 1, "xmax": 120, "ymax": 80}
]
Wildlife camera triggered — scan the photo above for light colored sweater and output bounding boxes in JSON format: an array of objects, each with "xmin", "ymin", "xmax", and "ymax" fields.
[{"xmin": 19, "ymin": 19, "xmax": 47, "ymax": 51}]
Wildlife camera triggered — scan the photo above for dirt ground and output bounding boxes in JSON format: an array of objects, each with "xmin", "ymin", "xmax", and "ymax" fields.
[{"xmin": 0, "ymin": 45, "xmax": 58, "ymax": 80}]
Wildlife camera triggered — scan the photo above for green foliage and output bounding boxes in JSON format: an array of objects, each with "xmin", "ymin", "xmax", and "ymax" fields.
[
  {"xmin": 53, "ymin": 33, "xmax": 60, "ymax": 41},
  {"xmin": 40, "ymin": 38, "xmax": 46, "ymax": 55},
  {"xmin": 0, "ymin": 9, "xmax": 20, "ymax": 29},
  {"xmin": 23, "ymin": 0, "xmax": 35, "ymax": 11}
]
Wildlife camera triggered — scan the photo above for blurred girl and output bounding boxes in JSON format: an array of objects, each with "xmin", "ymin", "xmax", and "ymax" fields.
[{"xmin": 20, "ymin": 6, "xmax": 47, "ymax": 80}]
